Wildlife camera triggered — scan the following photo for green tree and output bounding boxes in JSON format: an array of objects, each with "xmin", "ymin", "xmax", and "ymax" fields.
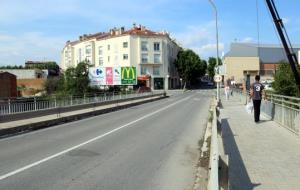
[
  {"xmin": 174, "ymin": 49, "xmax": 207, "ymax": 88},
  {"xmin": 207, "ymin": 57, "xmax": 221, "ymax": 79},
  {"xmin": 64, "ymin": 61, "xmax": 90, "ymax": 95},
  {"xmin": 44, "ymin": 75, "xmax": 65, "ymax": 95},
  {"xmin": 273, "ymin": 62, "xmax": 300, "ymax": 97}
]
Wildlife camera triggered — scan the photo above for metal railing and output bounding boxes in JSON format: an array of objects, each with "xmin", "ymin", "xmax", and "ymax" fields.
[
  {"xmin": 208, "ymin": 99, "xmax": 219, "ymax": 190},
  {"xmin": 232, "ymin": 88, "xmax": 300, "ymax": 135},
  {"xmin": 0, "ymin": 91, "xmax": 158, "ymax": 115},
  {"xmin": 264, "ymin": 93, "xmax": 300, "ymax": 134}
]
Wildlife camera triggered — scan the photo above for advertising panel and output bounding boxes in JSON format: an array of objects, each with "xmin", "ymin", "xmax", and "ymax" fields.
[
  {"xmin": 113, "ymin": 67, "xmax": 121, "ymax": 85},
  {"xmin": 89, "ymin": 66, "xmax": 137, "ymax": 86},
  {"xmin": 88, "ymin": 67, "xmax": 106, "ymax": 86},
  {"xmin": 121, "ymin": 67, "xmax": 137, "ymax": 85},
  {"xmin": 106, "ymin": 67, "xmax": 113, "ymax": 85}
]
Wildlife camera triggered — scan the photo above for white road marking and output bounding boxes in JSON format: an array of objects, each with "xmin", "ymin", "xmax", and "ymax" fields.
[{"xmin": 0, "ymin": 96, "xmax": 191, "ymax": 181}]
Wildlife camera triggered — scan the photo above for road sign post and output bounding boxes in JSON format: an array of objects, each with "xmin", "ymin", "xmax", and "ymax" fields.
[{"xmin": 214, "ymin": 74, "xmax": 222, "ymax": 102}]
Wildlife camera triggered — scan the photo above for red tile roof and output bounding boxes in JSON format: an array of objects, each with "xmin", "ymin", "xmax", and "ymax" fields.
[{"xmin": 65, "ymin": 25, "xmax": 169, "ymax": 46}]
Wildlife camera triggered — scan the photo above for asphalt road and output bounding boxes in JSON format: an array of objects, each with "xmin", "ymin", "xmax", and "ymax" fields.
[{"xmin": 0, "ymin": 90, "xmax": 212, "ymax": 190}]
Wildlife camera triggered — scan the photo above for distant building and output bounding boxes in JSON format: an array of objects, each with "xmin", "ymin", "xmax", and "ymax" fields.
[
  {"xmin": 61, "ymin": 24, "xmax": 181, "ymax": 90},
  {"xmin": 25, "ymin": 61, "xmax": 59, "ymax": 76},
  {"xmin": 224, "ymin": 43, "xmax": 300, "ymax": 88},
  {"xmin": 0, "ymin": 72, "xmax": 17, "ymax": 98},
  {"xmin": 0, "ymin": 69, "xmax": 47, "ymax": 97},
  {"xmin": 0, "ymin": 69, "xmax": 47, "ymax": 79}
]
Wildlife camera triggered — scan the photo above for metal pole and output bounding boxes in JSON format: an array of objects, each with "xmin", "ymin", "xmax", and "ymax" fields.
[{"xmin": 208, "ymin": 0, "xmax": 220, "ymax": 102}]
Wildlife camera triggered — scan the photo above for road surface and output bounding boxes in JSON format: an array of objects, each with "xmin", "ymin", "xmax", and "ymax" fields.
[{"xmin": 0, "ymin": 90, "xmax": 212, "ymax": 190}]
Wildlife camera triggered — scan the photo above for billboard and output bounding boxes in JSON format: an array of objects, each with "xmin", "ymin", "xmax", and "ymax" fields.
[
  {"xmin": 89, "ymin": 67, "xmax": 106, "ymax": 86},
  {"xmin": 113, "ymin": 67, "xmax": 121, "ymax": 85},
  {"xmin": 106, "ymin": 67, "xmax": 113, "ymax": 85},
  {"xmin": 121, "ymin": 67, "xmax": 137, "ymax": 85},
  {"xmin": 89, "ymin": 66, "xmax": 136, "ymax": 86}
]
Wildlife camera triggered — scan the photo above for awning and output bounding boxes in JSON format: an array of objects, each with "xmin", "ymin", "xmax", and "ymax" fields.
[{"xmin": 137, "ymin": 75, "xmax": 151, "ymax": 81}]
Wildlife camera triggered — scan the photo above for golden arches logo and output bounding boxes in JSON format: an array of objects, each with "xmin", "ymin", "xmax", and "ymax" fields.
[{"xmin": 121, "ymin": 67, "xmax": 136, "ymax": 79}]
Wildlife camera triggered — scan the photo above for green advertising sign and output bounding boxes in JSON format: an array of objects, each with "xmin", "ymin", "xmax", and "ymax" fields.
[{"xmin": 121, "ymin": 67, "xmax": 137, "ymax": 85}]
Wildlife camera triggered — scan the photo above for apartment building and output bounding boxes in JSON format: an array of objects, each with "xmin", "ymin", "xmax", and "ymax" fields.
[{"xmin": 61, "ymin": 24, "xmax": 181, "ymax": 90}]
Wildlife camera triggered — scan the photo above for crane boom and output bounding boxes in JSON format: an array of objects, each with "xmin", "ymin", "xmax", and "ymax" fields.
[{"xmin": 265, "ymin": 0, "xmax": 300, "ymax": 91}]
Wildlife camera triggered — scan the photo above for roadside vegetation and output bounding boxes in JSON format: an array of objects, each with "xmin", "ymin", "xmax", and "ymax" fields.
[
  {"xmin": 44, "ymin": 61, "xmax": 95, "ymax": 96},
  {"xmin": 207, "ymin": 57, "xmax": 222, "ymax": 80},
  {"xmin": 174, "ymin": 49, "xmax": 207, "ymax": 88},
  {"xmin": 272, "ymin": 61, "xmax": 300, "ymax": 97}
]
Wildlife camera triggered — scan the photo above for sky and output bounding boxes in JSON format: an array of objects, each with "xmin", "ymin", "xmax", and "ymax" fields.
[{"xmin": 0, "ymin": 0, "xmax": 300, "ymax": 66}]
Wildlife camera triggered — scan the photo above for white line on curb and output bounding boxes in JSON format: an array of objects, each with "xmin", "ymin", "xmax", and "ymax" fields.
[{"xmin": 0, "ymin": 96, "xmax": 191, "ymax": 181}]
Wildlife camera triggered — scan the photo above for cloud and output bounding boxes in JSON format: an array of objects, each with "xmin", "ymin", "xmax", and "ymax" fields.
[
  {"xmin": 241, "ymin": 37, "xmax": 255, "ymax": 43},
  {"xmin": 282, "ymin": 17, "xmax": 289, "ymax": 25},
  {"xmin": 173, "ymin": 22, "xmax": 224, "ymax": 59},
  {"xmin": 0, "ymin": 32, "xmax": 65, "ymax": 65}
]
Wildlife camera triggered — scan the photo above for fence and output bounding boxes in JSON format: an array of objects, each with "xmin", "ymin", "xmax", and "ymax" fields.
[
  {"xmin": 232, "ymin": 88, "xmax": 300, "ymax": 135},
  {"xmin": 0, "ymin": 91, "xmax": 157, "ymax": 115}
]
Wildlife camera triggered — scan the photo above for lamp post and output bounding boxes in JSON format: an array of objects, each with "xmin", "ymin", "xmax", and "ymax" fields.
[{"xmin": 208, "ymin": 0, "xmax": 220, "ymax": 102}]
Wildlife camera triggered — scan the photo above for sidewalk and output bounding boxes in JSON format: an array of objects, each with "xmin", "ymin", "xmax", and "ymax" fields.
[{"xmin": 220, "ymin": 95, "xmax": 300, "ymax": 190}]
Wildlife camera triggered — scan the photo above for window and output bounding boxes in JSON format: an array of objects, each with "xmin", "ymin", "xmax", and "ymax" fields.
[
  {"xmin": 78, "ymin": 48, "xmax": 82, "ymax": 62},
  {"xmin": 141, "ymin": 66, "xmax": 148, "ymax": 75},
  {"xmin": 123, "ymin": 42, "xmax": 128, "ymax": 48},
  {"xmin": 107, "ymin": 45, "xmax": 110, "ymax": 50},
  {"xmin": 108, "ymin": 56, "xmax": 110, "ymax": 62},
  {"xmin": 153, "ymin": 67, "xmax": 160, "ymax": 75},
  {"xmin": 141, "ymin": 41, "xmax": 148, "ymax": 51},
  {"xmin": 99, "ymin": 57, "xmax": 103, "ymax": 66},
  {"xmin": 141, "ymin": 54, "xmax": 148, "ymax": 63},
  {"xmin": 98, "ymin": 46, "xmax": 103, "ymax": 55},
  {"xmin": 154, "ymin": 42, "xmax": 160, "ymax": 51},
  {"xmin": 123, "ymin": 54, "xmax": 128, "ymax": 60},
  {"xmin": 154, "ymin": 54, "xmax": 161, "ymax": 63},
  {"xmin": 85, "ymin": 45, "xmax": 92, "ymax": 54}
]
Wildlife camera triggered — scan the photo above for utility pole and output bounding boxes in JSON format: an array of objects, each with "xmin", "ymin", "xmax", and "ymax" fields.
[{"xmin": 208, "ymin": 0, "xmax": 220, "ymax": 102}]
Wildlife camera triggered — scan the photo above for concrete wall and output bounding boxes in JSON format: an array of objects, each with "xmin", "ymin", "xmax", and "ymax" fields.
[
  {"xmin": 17, "ymin": 78, "xmax": 46, "ymax": 96},
  {"xmin": 224, "ymin": 57, "xmax": 260, "ymax": 83}
]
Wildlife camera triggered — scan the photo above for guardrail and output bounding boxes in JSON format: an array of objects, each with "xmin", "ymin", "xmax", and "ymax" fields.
[
  {"xmin": 208, "ymin": 99, "xmax": 219, "ymax": 190},
  {"xmin": 0, "ymin": 91, "xmax": 159, "ymax": 115},
  {"xmin": 232, "ymin": 88, "xmax": 300, "ymax": 135}
]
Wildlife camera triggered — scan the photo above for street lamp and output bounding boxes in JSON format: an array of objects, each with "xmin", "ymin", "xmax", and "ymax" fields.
[{"xmin": 208, "ymin": 0, "xmax": 220, "ymax": 102}]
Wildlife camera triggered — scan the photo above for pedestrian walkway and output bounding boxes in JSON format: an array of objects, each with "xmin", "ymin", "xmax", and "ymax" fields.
[{"xmin": 220, "ymin": 95, "xmax": 300, "ymax": 190}]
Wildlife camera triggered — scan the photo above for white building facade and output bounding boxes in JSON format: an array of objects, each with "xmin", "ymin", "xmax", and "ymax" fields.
[{"xmin": 61, "ymin": 25, "xmax": 181, "ymax": 90}]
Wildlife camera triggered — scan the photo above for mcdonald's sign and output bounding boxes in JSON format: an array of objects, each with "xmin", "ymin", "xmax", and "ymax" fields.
[{"xmin": 121, "ymin": 67, "xmax": 137, "ymax": 85}]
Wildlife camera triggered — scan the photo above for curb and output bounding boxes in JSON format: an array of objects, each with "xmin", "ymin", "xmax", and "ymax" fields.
[{"xmin": 0, "ymin": 95, "xmax": 167, "ymax": 138}]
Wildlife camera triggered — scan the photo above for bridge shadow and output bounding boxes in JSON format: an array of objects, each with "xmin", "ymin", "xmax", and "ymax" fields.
[{"xmin": 221, "ymin": 118, "xmax": 261, "ymax": 190}]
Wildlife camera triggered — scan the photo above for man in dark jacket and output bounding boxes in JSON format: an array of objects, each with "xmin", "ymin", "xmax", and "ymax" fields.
[{"xmin": 250, "ymin": 75, "xmax": 265, "ymax": 123}]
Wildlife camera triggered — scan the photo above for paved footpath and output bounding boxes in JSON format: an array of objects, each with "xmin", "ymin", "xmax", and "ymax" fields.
[{"xmin": 220, "ymin": 95, "xmax": 300, "ymax": 190}]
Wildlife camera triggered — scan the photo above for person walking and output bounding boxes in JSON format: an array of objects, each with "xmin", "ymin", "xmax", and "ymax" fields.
[{"xmin": 250, "ymin": 75, "xmax": 264, "ymax": 123}]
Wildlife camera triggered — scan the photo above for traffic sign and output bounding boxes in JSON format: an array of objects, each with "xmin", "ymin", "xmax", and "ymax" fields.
[{"xmin": 214, "ymin": 75, "xmax": 222, "ymax": 83}]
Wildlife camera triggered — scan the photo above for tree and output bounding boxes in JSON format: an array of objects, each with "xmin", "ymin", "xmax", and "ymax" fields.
[
  {"xmin": 64, "ymin": 61, "xmax": 90, "ymax": 95},
  {"xmin": 174, "ymin": 49, "xmax": 207, "ymax": 88},
  {"xmin": 273, "ymin": 62, "xmax": 300, "ymax": 97},
  {"xmin": 44, "ymin": 75, "xmax": 65, "ymax": 95},
  {"xmin": 207, "ymin": 57, "xmax": 221, "ymax": 79}
]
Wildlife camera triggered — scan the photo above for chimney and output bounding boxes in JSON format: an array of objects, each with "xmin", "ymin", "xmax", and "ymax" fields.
[
  {"xmin": 133, "ymin": 23, "xmax": 136, "ymax": 28},
  {"xmin": 141, "ymin": 25, "xmax": 146, "ymax": 31},
  {"xmin": 121, "ymin": 27, "xmax": 125, "ymax": 33},
  {"xmin": 110, "ymin": 29, "xmax": 114, "ymax": 35},
  {"xmin": 79, "ymin": 36, "xmax": 83, "ymax": 41}
]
